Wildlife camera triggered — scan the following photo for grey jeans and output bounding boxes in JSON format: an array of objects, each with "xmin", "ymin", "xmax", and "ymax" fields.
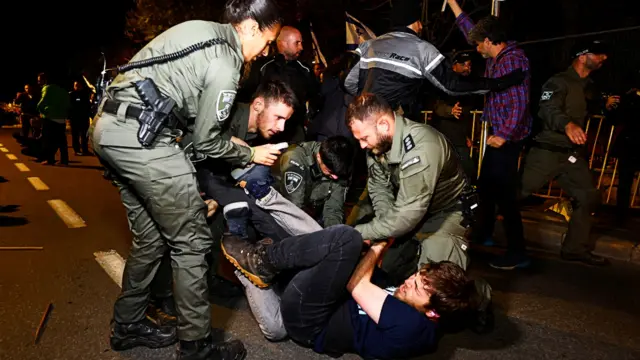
[{"xmin": 237, "ymin": 187, "xmax": 321, "ymax": 341}]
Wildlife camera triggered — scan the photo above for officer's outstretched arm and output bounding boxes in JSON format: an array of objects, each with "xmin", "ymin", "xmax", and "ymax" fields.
[
  {"xmin": 538, "ymin": 78, "xmax": 570, "ymax": 132},
  {"xmin": 356, "ymin": 135, "xmax": 441, "ymax": 241},
  {"xmin": 193, "ymin": 57, "xmax": 252, "ymax": 167}
]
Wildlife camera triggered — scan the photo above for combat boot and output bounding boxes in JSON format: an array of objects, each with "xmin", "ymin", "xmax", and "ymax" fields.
[
  {"xmin": 178, "ymin": 335, "xmax": 246, "ymax": 360},
  {"xmin": 110, "ymin": 317, "xmax": 177, "ymax": 351},
  {"xmin": 147, "ymin": 295, "xmax": 178, "ymax": 327},
  {"xmin": 221, "ymin": 234, "xmax": 278, "ymax": 288}
]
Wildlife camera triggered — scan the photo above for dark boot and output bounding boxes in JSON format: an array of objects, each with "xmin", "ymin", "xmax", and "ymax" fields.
[
  {"xmin": 110, "ymin": 317, "xmax": 177, "ymax": 351},
  {"xmin": 221, "ymin": 234, "xmax": 278, "ymax": 288},
  {"xmin": 147, "ymin": 296, "xmax": 178, "ymax": 327},
  {"xmin": 178, "ymin": 335, "xmax": 246, "ymax": 360}
]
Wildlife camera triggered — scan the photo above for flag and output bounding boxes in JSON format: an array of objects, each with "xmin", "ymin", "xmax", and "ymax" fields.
[
  {"xmin": 310, "ymin": 23, "xmax": 327, "ymax": 67},
  {"xmin": 346, "ymin": 12, "xmax": 376, "ymax": 52}
]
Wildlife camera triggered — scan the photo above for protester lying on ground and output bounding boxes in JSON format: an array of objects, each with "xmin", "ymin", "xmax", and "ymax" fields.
[{"xmin": 222, "ymin": 182, "xmax": 477, "ymax": 359}]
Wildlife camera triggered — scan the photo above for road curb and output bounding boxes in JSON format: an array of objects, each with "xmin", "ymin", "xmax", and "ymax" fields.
[{"xmin": 493, "ymin": 217, "xmax": 639, "ymax": 264}]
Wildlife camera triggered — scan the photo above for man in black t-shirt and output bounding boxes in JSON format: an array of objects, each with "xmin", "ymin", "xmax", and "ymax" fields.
[{"xmin": 222, "ymin": 225, "xmax": 476, "ymax": 360}]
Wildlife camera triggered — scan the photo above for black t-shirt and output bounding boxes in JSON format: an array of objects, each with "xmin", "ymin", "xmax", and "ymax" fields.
[{"xmin": 316, "ymin": 287, "xmax": 438, "ymax": 359}]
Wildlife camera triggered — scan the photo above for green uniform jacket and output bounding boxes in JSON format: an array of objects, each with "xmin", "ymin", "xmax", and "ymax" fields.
[
  {"xmin": 274, "ymin": 142, "xmax": 348, "ymax": 227},
  {"xmin": 107, "ymin": 21, "xmax": 252, "ymax": 167},
  {"xmin": 355, "ymin": 115, "xmax": 467, "ymax": 241},
  {"xmin": 535, "ymin": 66, "xmax": 598, "ymax": 148}
]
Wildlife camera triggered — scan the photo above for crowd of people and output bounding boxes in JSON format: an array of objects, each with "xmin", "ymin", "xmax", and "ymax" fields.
[{"xmin": 8, "ymin": 0, "xmax": 632, "ymax": 359}]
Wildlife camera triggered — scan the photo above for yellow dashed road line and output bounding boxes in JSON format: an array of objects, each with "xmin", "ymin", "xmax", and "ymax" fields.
[
  {"xmin": 0, "ymin": 147, "xmax": 9, "ymax": 153},
  {"xmin": 6, "ymin": 154, "xmax": 17, "ymax": 160},
  {"xmin": 15, "ymin": 163, "xmax": 30, "ymax": 172},
  {"xmin": 47, "ymin": 200, "xmax": 86, "ymax": 228},
  {"xmin": 27, "ymin": 177, "xmax": 50, "ymax": 191}
]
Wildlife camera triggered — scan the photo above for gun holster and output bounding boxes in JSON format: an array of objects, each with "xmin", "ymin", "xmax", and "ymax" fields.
[
  {"xmin": 133, "ymin": 78, "xmax": 178, "ymax": 147},
  {"xmin": 459, "ymin": 187, "xmax": 480, "ymax": 228}
]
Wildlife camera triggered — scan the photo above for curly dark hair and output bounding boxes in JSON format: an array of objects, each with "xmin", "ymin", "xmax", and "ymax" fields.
[{"xmin": 467, "ymin": 16, "xmax": 508, "ymax": 45}]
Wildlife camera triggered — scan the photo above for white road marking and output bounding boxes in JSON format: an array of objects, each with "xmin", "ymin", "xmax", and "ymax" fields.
[
  {"xmin": 15, "ymin": 163, "xmax": 30, "ymax": 172},
  {"xmin": 0, "ymin": 147, "xmax": 9, "ymax": 153},
  {"xmin": 47, "ymin": 199, "xmax": 86, "ymax": 228},
  {"xmin": 94, "ymin": 250, "xmax": 125, "ymax": 288},
  {"xmin": 27, "ymin": 177, "xmax": 50, "ymax": 191},
  {"xmin": 6, "ymin": 154, "xmax": 17, "ymax": 160}
]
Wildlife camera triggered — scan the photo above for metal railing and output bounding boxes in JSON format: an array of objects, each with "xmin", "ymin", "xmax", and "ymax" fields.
[{"xmin": 421, "ymin": 110, "xmax": 640, "ymax": 208}]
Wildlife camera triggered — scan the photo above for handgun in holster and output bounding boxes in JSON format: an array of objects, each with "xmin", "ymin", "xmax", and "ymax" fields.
[
  {"xmin": 459, "ymin": 186, "xmax": 480, "ymax": 228},
  {"xmin": 133, "ymin": 78, "xmax": 177, "ymax": 147}
]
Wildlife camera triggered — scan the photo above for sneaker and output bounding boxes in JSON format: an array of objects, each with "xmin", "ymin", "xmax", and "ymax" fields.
[
  {"xmin": 489, "ymin": 253, "xmax": 531, "ymax": 270},
  {"xmin": 561, "ymin": 252, "xmax": 610, "ymax": 266},
  {"xmin": 110, "ymin": 317, "xmax": 177, "ymax": 351},
  {"xmin": 221, "ymin": 234, "xmax": 278, "ymax": 288},
  {"xmin": 223, "ymin": 202, "xmax": 250, "ymax": 239}
]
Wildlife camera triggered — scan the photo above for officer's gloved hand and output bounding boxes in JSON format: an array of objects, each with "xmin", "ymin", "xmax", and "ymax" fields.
[{"xmin": 489, "ymin": 69, "xmax": 526, "ymax": 92}]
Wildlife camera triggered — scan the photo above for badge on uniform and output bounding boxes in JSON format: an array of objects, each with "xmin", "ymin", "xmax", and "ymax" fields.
[
  {"xmin": 540, "ymin": 91, "xmax": 554, "ymax": 101},
  {"xmin": 216, "ymin": 90, "xmax": 236, "ymax": 121},
  {"xmin": 401, "ymin": 156, "xmax": 420, "ymax": 170},
  {"xmin": 284, "ymin": 171, "xmax": 303, "ymax": 193},
  {"xmin": 403, "ymin": 134, "xmax": 415, "ymax": 152}
]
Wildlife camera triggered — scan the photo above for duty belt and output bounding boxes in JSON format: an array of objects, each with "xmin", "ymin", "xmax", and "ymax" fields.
[{"xmin": 102, "ymin": 99, "xmax": 181, "ymax": 129}]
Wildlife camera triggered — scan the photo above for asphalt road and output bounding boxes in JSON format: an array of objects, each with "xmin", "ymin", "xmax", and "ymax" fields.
[{"xmin": 1, "ymin": 129, "xmax": 639, "ymax": 360}]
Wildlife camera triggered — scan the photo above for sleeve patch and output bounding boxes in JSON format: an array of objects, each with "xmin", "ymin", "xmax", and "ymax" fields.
[
  {"xmin": 284, "ymin": 171, "xmax": 303, "ymax": 194},
  {"xmin": 403, "ymin": 134, "xmax": 415, "ymax": 152},
  {"xmin": 540, "ymin": 91, "xmax": 554, "ymax": 101},
  {"xmin": 216, "ymin": 90, "xmax": 236, "ymax": 121}
]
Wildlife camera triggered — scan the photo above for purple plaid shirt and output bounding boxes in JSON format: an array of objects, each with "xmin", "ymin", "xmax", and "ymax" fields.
[{"xmin": 456, "ymin": 13, "xmax": 532, "ymax": 142}]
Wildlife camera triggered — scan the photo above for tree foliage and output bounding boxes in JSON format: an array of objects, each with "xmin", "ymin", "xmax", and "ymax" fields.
[{"xmin": 125, "ymin": 0, "xmax": 227, "ymax": 44}]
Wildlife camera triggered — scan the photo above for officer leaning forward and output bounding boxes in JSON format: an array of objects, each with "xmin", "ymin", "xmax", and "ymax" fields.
[
  {"xmin": 345, "ymin": 94, "xmax": 493, "ymax": 334},
  {"xmin": 520, "ymin": 40, "xmax": 617, "ymax": 267},
  {"xmin": 274, "ymin": 136, "xmax": 356, "ymax": 227},
  {"xmin": 90, "ymin": 1, "xmax": 282, "ymax": 359}
]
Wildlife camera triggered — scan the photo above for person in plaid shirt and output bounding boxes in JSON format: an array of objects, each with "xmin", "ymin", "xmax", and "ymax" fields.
[{"xmin": 447, "ymin": 0, "xmax": 532, "ymax": 270}]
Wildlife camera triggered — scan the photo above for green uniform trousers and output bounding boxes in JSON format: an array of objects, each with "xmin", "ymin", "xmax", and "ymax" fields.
[
  {"xmin": 520, "ymin": 147, "xmax": 600, "ymax": 255},
  {"xmin": 92, "ymin": 112, "xmax": 213, "ymax": 341}
]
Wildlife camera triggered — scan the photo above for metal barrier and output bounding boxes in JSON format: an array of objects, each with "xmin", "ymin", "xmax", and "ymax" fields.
[{"xmin": 424, "ymin": 109, "xmax": 640, "ymax": 209}]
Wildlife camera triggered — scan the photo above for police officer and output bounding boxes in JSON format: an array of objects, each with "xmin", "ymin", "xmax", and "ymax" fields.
[
  {"xmin": 91, "ymin": 1, "xmax": 282, "ymax": 359},
  {"xmin": 431, "ymin": 52, "xmax": 479, "ymax": 180},
  {"xmin": 520, "ymin": 40, "xmax": 616, "ymax": 267},
  {"xmin": 346, "ymin": 93, "xmax": 470, "ymax": 277},
  {"xmin": 274, "ymin": 136, "xmax": 356, "ymax": 227}
]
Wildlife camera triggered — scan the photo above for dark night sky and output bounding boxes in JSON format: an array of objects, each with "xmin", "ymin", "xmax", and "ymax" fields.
[
  {"xmin": 1, "ymin": 0, "xmax": 637, "ymax": 101},
  {"xmin": 1, "ymin": 0, "xmax": 131, "ymax": 100}
]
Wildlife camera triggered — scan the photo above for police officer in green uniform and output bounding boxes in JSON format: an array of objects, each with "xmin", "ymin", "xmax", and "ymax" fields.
[
  {"xmin": 346, "ymin": 93, "xmax": 470, "ymax": 274},
  {"xmin": 90, "ymin": 1, "xmax": 282, "ymax": 359},
  {"xmin": 274, "ymin": 136, "xmax": 356, "ymax": 227},
  {"xmin": 520, "ymin": 40, "xmax": 617, "ymax": 267}
]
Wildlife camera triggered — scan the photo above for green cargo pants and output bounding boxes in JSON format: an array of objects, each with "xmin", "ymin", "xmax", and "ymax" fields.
[
  {"xmin": 520, "ymin": 147, "xmax": 600, "ymax": 255},
  {"xmin": 92, "ymin": 111, "xmax": 213, "ymax": 341}
]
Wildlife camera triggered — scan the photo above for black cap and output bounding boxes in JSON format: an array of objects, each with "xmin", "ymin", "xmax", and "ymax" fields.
[
  {"xmin": 453, "ymin": 52, "xmax": 472, "ymax": 64},
  {"xmin": 391, "ymin": 0, "xmax": 422, "ymax": 28},
  {"xmin": 571, "ymin": 39, "xmax": 609, "ymax": 58}
]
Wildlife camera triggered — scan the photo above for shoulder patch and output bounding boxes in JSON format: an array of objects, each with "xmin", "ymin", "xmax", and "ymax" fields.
[
  {"xmin": 540, "ymin": 91, "xmax": 554, "ymax": 101},
  {"xmin": 284, "ymin": 171, "xmax": 303, "ymax": 194},
  {"xmin": 400, "ymin": 156, "xmax": 421, "ymax": 170},
  {"xmin": 216, "ymin": 90, "xmax": 236, "ymax": 121},
  {"xmin": 403, "ymin": 134, "xmax": 415, "ymax": 152}
]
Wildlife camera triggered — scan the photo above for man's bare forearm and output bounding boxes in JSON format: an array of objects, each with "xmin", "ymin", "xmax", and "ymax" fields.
[{"xmin": 347, "ymin": 242, "xmax": 386, "ymax": 292}]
